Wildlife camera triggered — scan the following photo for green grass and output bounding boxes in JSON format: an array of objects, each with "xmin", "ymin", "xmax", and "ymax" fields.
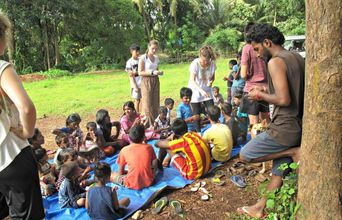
[{"xmin": 24, "ymin": 58, "xmax": 231, "ymax": 118}]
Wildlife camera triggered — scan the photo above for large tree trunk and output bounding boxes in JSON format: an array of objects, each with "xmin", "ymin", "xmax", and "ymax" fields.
[{"xmin": 297, "ymin": 0, "xmax": 342, "ymax": 219}]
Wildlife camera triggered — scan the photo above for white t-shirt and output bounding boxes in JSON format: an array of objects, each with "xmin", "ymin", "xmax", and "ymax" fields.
[
  {"xmin": 188, "ymin": 58, "xmax": 216, "ymax": 103},
  {"xmin": 125, "ymin": 57, "xmax": 141, "ymax": 88},
  {"xmin": 0, "ymin": 60, "xmax": 29, "ymax": 172},
  {"xmin": 140, "ymin": 54, "xmax": 159, "ymax": 73}
]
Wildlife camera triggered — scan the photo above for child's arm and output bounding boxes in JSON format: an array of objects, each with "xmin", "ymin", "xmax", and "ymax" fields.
[
  {"xmin": 111, "ymin": 189, "xmax": 120, "ymax": 211},
  {"xmin": 85, "ymin": 191, "xmax": 89, "ymax": 209},
  {"xmin": 155, "ymin": 140, "xmax": 171, "ymax": 149}
]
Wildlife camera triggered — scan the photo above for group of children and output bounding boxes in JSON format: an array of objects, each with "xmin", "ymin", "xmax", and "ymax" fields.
[{"xmin": 26, "ymin": 46, "xmax": 250, "ymax": 219}]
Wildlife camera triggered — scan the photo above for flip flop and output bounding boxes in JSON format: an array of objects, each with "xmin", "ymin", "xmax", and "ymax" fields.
[
  {"xmin": 169, "ymin": 200, "xmax": 183, "ymax": 216},
  {"xmin": 199, "ymin": 187, "xmax": 212, "ymax": 201},
  {"xmin": 237, "ymin": 206, "xmax": 266, "ymax": 219},
  {"xmin": 211, "ymin": 177, "xmax": 225, "ymax": 186},
  {"xmin": 151, "ymin": 196, "xmax": 168, "ymax": 215},
  {"xmin": 190, "ymin": 181, "xmax": 206, "ymax": 192},
  {"xmin": 230, "ymin": 175, "xmax": 247, "ymax": 188}
]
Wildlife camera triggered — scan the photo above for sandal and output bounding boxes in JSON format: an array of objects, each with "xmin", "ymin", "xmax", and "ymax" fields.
[
  {"xmin": 211, "ymin": 170, "xmax": 225, "ymax": 185},
  {"xmin": 230, "ymin": 175, "xmax": 247, "ymax": 188},
  {"xmin": 190, "ymin": 181, "xmax": 206, "ymax": 192},
  {"xmin": 151, "ymin": 196, "xmax": 168, "ymax": 215},
  {"xmin": 169, "ymin": 199, "xmax": 183, "ymax": 216},
  {"xmin": 199, "ymin": 187, "xmax": 212, "ymax": 201}
]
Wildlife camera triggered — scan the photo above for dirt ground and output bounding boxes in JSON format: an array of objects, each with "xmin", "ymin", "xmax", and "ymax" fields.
[{"xmin": 27, "ymin": 74, "xmax": 270, "ymax": 220}]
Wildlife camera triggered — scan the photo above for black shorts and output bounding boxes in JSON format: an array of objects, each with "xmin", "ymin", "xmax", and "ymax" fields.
[
  {"xmin": 190, "ymin": 99, "xmax": 214, "ymax": 115},
  {"xmin": 0, "ymin": 147, "xmax": 45, "ymax": 220},
  {"xmin": 240, "ymin": 93, "xmax": 269, "ymax": 115}
]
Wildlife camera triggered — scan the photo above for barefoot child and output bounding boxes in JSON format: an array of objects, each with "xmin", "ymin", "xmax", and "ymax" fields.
[
  {"xmin": 176, "ymin": 87, "xmax": 198, "ymax": 132},
  {"xmin": 28, "ymin": 128, "xmax": 45, "ymax": 151},
  {"xmin": 164, "ymin": 98, "xmax": 175, "ymax": 122},
  {"xmin": 86, "ymin": 162, "xmax": 130, "ymax": 219},
  {"xmin": 212, "ymin": 86, "xmax": 224, "ymax": 106},
  {"xmin": 154, "ymin": 106, "xmax": 171, "ymax": 139},
  {"xmin": 111, "ymin": 124, "xmax": 158, "ymax": 190}
]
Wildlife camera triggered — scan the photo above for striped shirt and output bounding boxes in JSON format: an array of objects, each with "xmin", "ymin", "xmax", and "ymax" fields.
[{"xmin": 169, "ymin": 132, "xmax": 211, "ymax": 179}]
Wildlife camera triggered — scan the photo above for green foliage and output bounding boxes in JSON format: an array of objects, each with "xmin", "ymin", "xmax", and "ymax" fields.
[
  {"xmin": 277, "ymin": 17, "xmax": 306, "ymax": 35},
  {"xmin": 39, "ymin": 69, "xmax": 72, "ymax": 78},
  {"xmin": 204, "ymin": 28, "xmax": 241, "ymax": 55},
  {"xmin": 259, "ymin": 163, "xmax": 301, "ymax": 220}
]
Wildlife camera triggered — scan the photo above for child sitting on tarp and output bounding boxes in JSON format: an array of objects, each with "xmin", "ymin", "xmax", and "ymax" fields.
[
  {"xmin": 111, "ymin": 124, "xmax": 158, "ymax": 190},
  {"xmin": 153, "ymin": 106, "xmax": 171, "ymax": 139},
  {"xmin": 156, "ymin": 119, "xmax": 211, "ymax": 180},
  {"xmin": 164, "ymin": 98, "xmax": 175, "ymax": 122},
  {"xmin": 221, "ymin": 103, "xmax": 240, "ymax": 147},
  {"xmin": 58, "ymin": 161, "xmax": 86, "ymax": 208},
  {"xmin": 34, "ymin": 148, "xmax": 57, "ymax": 196},
  {"xmin": 86, "ymin": 162, "xmax": 130, "ymax": 219},
  {"xmin": 202, "ymin": 105, "xmax": 233, "ymax": 162},
  {"xmin": 176, "ymin": 87, "xmax": 198, "ymax": 132}
]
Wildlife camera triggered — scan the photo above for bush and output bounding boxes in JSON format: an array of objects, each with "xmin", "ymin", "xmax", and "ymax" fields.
[
  {"xmin": 39, "ymin": 69, "xmax": 72, "ymax": 78},
  {"xmin": 204, "ymin": 28, "xmax": 241, "ymax": 56},
  {"xmin": 162, "ymin": 50, "xmax": 198, "ymax": 64}
]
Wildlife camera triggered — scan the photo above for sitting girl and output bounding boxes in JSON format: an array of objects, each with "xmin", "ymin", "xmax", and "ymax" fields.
[
  {"xmin": 28, "ymin": 128, "xmax": 45, "ymax": 151},
  {"xmin": 79, "ymin": 121, "xmax": 105, "ymax": 162},
  {"xmin": 53, "ymin": 113, "xmax": 84, "ymax": 151},
  {"xmin": 96, "ymin": 109, "xmax": 128, "ymax": 156},
  {"xmin": 119, "ymin": 101, "xmax": 158, "ymax": 143},
  {"xmin": 34, "ymin": 148, "xmax": 57, "ymax": 196},
  {"xmin": 86, "ymin": 163, "xmax": 130, "ymax": 219}
]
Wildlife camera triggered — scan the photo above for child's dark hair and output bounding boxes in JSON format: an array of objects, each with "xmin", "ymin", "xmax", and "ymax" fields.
[
  {"xmin": 28, "ymin": 128, "xmax": 41, "ymax": 144},
  {"xmin": 94, "ymin": 162, "xmax": 111, "ymax": 183},
  {"xmin": 129, "ymin": 124, "xmax": 145, "ymax": 143},
  {"xmin": 248, "ymin": 23, "xmax": 285, "ymax": 45},
  {"xmin": 221, "ymin": 103, "xmax": 232, "ymax": 116},
  {"xmin": 159, "ymin": 106, "xmax": 168, "ymax": 115},
  {"xmin": 61, "ymin": 161, "xmax": 79, "ymax": 179},
  {"xmin": 96, "ymin": 109, "xmax": 109, "ymax": 125},
  {"xmin": 58, "ymin": 148, "xmax": 77, "ymax": 163},
  {"xmin": 229, "ymin": 59, "xmax": 238, "ymax": 66},
  {"xmin": 180, "ymin": 87, "xmax": 192, "ymax": 99},
  {"xmin": 34, "ymin": 148, "xmax": 47, "ymax": 162},
  {"xmin": 212, "ymin": 86, "xmax": 219, "ymax": 92},
  {"xmin": 164, "ymin": 98, "xmax": 174, "ymax": 106},
  {"xmin": 129, "ymin": 43, "xmax": 140, "ymax": 51},
  {"xmin": 123, "ymin": 101, "xmax": 136, "ymax": 111},
  {"xmin": 86, "ymin": 121, "xmax": 97, "ymax": 131},
  {"xmin": 66, "ymin": 113, "xmax": 81, "ymax": 126},
  {"xmin": 55, "ymin": 133, "xmax": 68, "ymax": 146},
  {"xmin": 207, "ymin": 106, "xmax": 221, "ymax": 122},
  {"xmin": 234, "ymin": 90, "xmax": 243, "ymax": 99},
  {"xmin": 171, "ymin": 119, "xmax": 188, "ymax": 136}
]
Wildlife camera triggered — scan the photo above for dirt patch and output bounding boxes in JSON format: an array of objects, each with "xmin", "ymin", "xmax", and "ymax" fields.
[
  {"xmin": 20, "ymin": 73, "xmax": 47, "ymax": 83},
  {"xmin": 37, "ymin": 114, "xmax": 269, "ymax": 219}
]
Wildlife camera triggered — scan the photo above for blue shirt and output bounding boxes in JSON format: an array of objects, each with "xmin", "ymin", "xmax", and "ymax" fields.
[
  {"xmin": 87, "ymin": 186, "xmax": 121, "ymax": 220},
  {"xmin": 176, "ymin": 102, "xmax": 195, "ymax": 131},
  {"xmin": 58, "ymin": 178, "xmax": 86, "ymax": 208},
  {"xmin": 232, "ymin": 64, "xmax": 245, "ymax": 88}
]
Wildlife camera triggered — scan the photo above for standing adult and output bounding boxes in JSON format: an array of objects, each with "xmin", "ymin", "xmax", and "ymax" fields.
[
  {"xmin": 188, "ymin": 45, "xmax": 216, "ymax": 131},
  {"xmin": 138, "ymin": 40, "xmax": 163, "ymax": 127},
  {"xmin": 237, "ymin": 23, "xmax": 304, "ymax": 218},
  {"xmin": 240, "ymin": 22, "xmax": 269, "ymax": 125},
  {"xmin": 0, "ymin": 12, "xmax": 44, "ymax": 219}
]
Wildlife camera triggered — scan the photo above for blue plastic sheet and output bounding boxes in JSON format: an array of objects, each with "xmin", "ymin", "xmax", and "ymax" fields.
[{"xmin": 43, "ymin": 139, "xmax": 243, "ymax": 220}]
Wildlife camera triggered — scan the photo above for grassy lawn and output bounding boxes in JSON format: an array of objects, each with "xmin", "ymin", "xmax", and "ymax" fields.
[{"xmin": 24, "ymin": 58, "xmax": 231, "ymax": 118}]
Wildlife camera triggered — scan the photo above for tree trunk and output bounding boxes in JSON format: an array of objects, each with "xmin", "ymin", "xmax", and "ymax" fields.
[
  {"xmin": 297, "ymin": 0, "xmax": 342, "ymax": 219},
  {"xmin": 53, "ymin": 22, "xmax": 60, "ymax": 66}
]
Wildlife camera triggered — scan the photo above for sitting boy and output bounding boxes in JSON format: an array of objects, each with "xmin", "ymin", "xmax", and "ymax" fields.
[
  {"xmin": 176, "ymin": 87, "xmax": 198, "ymax": 132},
  {"xmin": 156, "ymin": 119, "xmax": 211, "ymax": 180},
  {"xmin": 111, "ymin": 124, "xmax": 158, "ymax": 190},
  {"xmin": 202, "ymin": 106, "xmax": 233, "ymax": 162}
]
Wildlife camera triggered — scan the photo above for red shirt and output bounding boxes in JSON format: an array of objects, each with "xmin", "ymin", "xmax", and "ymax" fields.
[
  {"xmin": 241, "ymin": 44, "xmax": 268, "ymax": 92},
  {"xmin": 117, "ymin": 143, "xmax": 156, "ymax": 190}
]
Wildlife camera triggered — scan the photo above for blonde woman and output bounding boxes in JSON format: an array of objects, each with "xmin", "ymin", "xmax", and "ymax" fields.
[
  {"xmin": 188, "ymin": 45, "xmax": 217, "ymax": 131},
  {"xmin": 0, "ymin": 11, "xmax": 44, "ymax": 219},
  {"xmin": 138, "ymin": 40, "xmax": 164, "ymax": 126}
]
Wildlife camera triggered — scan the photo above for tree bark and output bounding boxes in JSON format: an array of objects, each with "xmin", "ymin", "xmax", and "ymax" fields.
[{"xmin": 297, "ymin": 0, "xmax": 342, "ymax": 219}]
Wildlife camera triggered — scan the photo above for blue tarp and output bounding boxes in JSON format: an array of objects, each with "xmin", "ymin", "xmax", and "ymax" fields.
[{"xmin": 43, "ymin": 139, "xmax": 243, "ymax": 220}]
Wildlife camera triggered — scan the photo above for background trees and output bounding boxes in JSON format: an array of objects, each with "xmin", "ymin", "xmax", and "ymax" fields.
[{"xmin": 0, "ymin": 0, "xmax": 305, "ymax": 73}]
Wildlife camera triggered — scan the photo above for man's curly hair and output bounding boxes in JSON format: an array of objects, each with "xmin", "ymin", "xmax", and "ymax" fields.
[{"xmin": 248, "ymin": 23, "xmax": 285, "ymax": 45}]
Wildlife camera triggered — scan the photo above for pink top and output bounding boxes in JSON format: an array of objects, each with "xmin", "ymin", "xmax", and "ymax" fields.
[
  {"xmin": 119, "ymin": 113, "xmax": 140, "ymax": 136},
  {"xmin": 117, "ymin": 143, "xmax": 156, "ymax": 190},
  {"xmin": 240, "ymin": 44, "xmax": 268, "ymax": 92}
]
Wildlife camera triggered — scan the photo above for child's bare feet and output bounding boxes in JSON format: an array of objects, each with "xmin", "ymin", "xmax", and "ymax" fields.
[{"xmin": 237, "ymin": 205, "xmax": 265, "ymax": 218}]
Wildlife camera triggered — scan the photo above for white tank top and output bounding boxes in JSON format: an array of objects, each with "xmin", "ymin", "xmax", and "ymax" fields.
[
  {"xmin": 141, "ymin": 54, "xmax": 159, "ymax": 73},
  {"xmin": 0, "ymin": 60, "xmax": 29, "ymax": 172}
]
